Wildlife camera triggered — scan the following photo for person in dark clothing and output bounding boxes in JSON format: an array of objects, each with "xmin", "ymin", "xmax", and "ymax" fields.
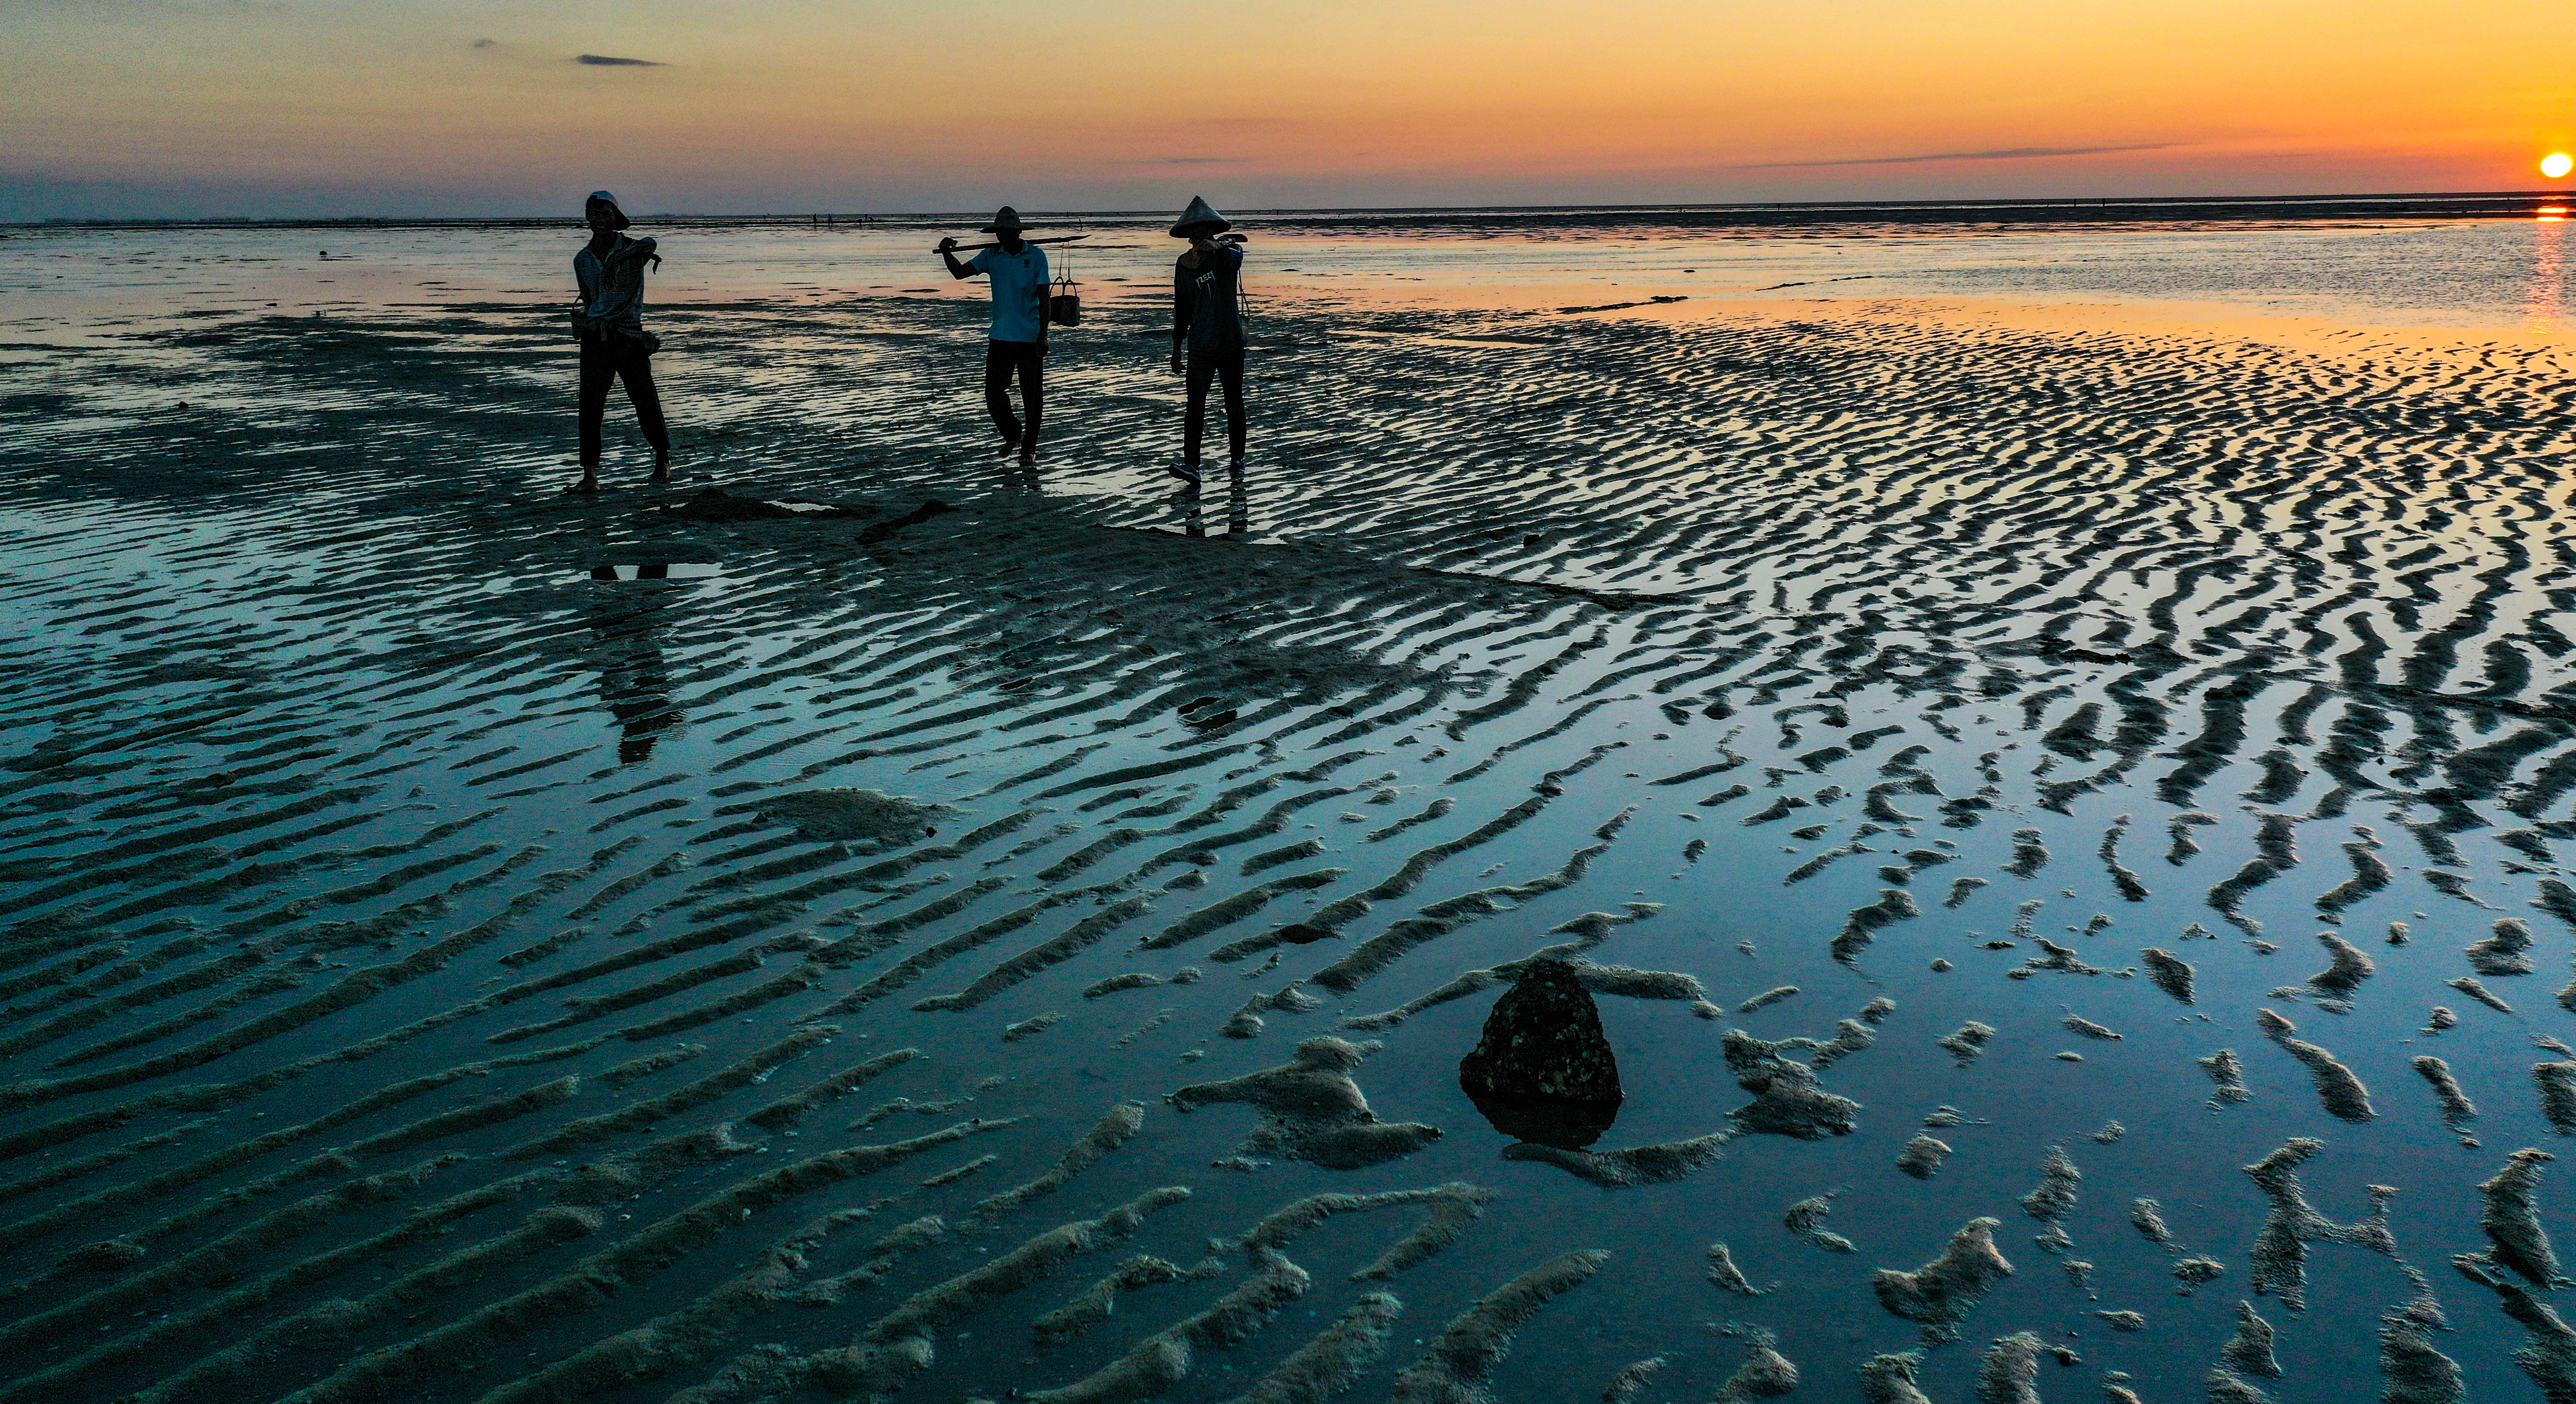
[
  {"xmin": 567, "ymin": 191, "xmax": 672, "ymax": 494},
  {"xmin": 1165, "ymin": 196, "xmax": 1246, "ymax": 485},
  {"xmin": 938, "ymin": 206, "xmax": 1050, "ymax": 464}
]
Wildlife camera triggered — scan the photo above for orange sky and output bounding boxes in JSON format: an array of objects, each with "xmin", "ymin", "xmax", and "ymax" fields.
[{"xmin": 2, "ymin": 0, "xmax": 2569, "ymax": 218}]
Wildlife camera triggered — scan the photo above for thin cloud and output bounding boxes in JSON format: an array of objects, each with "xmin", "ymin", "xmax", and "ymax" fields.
[
  {"xmin": 1737, "ymin": 143, "xmax": 2175, "ymax": 169},
  {"xmin": 471, "ymin": 38, "xmax": 497, "ymax": 49},
  {"xmin": 1162, "ymin": 157, "xmax": 1241, "ymax": 165},
  {"xmin": 575, "ymin": 54, "xmax": 664, "ymax": 67}
]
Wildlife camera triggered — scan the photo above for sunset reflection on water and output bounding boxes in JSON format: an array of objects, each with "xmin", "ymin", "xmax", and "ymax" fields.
[{"xmin": 2527, "ymin": 217, "xmax": 2565, "ymax": 333}]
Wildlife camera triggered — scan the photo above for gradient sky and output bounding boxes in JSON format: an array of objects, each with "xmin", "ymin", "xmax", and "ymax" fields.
[{"xmin": 3, "ymin": 0, "xmax": 2570, "ymax": 219}]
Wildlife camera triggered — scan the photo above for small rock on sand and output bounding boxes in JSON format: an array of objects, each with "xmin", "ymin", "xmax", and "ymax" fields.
[{"xmin": 1458, "ymin": 956, "xmax": 1622, "ymax": 1148}]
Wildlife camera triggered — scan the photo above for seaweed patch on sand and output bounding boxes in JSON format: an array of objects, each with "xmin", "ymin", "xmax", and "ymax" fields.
[
  {"xmin": 1708, "ymin": 1240, "xmax": 1776, "ymax": 1296},
  {"xmin": 1896, "ymin": 1134, "xmax": 1952, "ymax": 1179},
  {"xmin": 2020, "ymin": 1146, "xmax": 2083, "ymax": 1253},
  {"xmin": 2203, "ymin": 1048, "xmax": 2253, "ymax": 1107},
  {"xmin": 1859, "ymin": 1351, "xmax": 1934, "ymax": 1404},
  {"xmin": 788, "ymin": 1185, "xmax": 1194, "ymax": 1401},
  {"xmin": 1872, "ymin": 1217, "xmax": 2012, "ymax": 1341},
  {"xmin": 749, "ymin": 788, "xmax": 950, "ymax": 843},
  {"xmin": 1227, "ymin": 1181, "xmax": 1492, "ymax": 1280},
  {"xmin": 1171, "ymin": 1036, "xmax": 1441, "ymax": 1170},
  {"xmin": 2475, "ymin": 1148, "xmax": 2558, "ymax": 1288},
  {"xmin": 2413, "ymin": 1056, "xmax": 2479, "ymax": 1144},
  {"xmin": 1721, "ymin": 996, "xmax": 1892, "ymax": 1138},
  {"xmin": 2256, "ymin": 1009, "xmax": 2375, "ymax": 1122},
  {"xmin": 1941, "ymin": 1021, "xmax": 1999, "ymax": 1064},
  {"xmin": 1388, "ymin": 1249, "xmax": 1609, "ymax": 1403},
  {"xmin": 1712, "ymin": 1332, "xmax": 1801, "ymax": 1404},
  {"xmin": 2243, "ymin": 1138, "xmax": 2397, "ymax": 1310},
  {"xmin": 2206, "ymin": 1305, "xmax": 2277, "ymax": 1389},
  {"xmin": 1503, "ymin": 1130, "xmax": 1733, "ymax": 1187},
  {"xmin": 1217, "ymin": 1292, "xmax": 1406, "ymax": 1404},
  {"xmin": 2142, "ymin": 947, "xmax": 2195, "ymax": 1003},
  {"xmin": 1975, "ymin": 1331, "xmax": 2056, "ymax": 1404},
  {"xmin": 1786, "ymin": 1192, "xmax": 1857, "ymax": 1253}
]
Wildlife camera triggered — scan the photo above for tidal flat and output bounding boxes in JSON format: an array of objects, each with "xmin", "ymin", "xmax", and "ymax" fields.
[{"xmin": 0, "ymin": 208, "xmax": 2573, "ymax": 1401}]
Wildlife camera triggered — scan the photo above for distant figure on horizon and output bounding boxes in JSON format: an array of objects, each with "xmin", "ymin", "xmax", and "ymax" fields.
[
  {"xmin": 1165, "ymin": 196, "xmax": 1246, "ymax": 486},
  {"xmin": 567, "ymin": 191, "xmax": 673, "ymax": 495},
  {"xmin": 938, "ymin": 206, "xmax": 1049, "ymax": 465}
]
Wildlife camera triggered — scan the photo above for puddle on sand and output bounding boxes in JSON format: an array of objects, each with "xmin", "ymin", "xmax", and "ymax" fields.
[{"xmin": 0, "ymin": 215, "xmax": 2572, "ymax": 1402}]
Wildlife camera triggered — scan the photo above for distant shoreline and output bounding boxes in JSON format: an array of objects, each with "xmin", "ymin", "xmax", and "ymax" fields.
[{"xmin": 5, "ymin": 189, "xmax": 2564, "ymax": 234}]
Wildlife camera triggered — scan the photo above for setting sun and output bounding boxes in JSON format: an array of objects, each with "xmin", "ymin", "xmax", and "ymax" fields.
[{"xmin": 2546, "ymin": 152, "xmax": 2575, "ymax": 178}]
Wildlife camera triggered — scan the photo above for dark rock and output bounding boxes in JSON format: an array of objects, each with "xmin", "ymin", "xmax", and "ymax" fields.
[{"xmin": 1459, "ymin": 957, "xmax": 1622, "ymax": 1147}]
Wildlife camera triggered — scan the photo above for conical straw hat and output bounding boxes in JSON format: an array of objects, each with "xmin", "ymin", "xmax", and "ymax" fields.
[
  {"xmin": 981, "ymin": 205, "xmax": 1030, "ymax": 234},
  {"xmin": 1169, "ymin": 195, "xmax": 1230, "ymax": 237}
]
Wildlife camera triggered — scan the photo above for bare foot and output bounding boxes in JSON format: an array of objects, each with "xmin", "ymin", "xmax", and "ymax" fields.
[
  {"xmin": 565, "ymin": 473, "xmax": 600, "ymax": 495},
  {"xmin": 649, "ymin": 465, "xmax": 672, "ymax": 486}
]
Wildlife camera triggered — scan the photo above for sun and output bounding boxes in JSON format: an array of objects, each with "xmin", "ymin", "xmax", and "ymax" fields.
[{"xmin": 2547, "ymin": 153, "xmax": 2575, "ymax": 179}]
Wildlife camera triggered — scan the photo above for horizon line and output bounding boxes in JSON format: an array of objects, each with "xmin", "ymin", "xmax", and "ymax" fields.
[{"xmin": 6, "ymin": 186, "xmax": 2566, "ymax": 231}]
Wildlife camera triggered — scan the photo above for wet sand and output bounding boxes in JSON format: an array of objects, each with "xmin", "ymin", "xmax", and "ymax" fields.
[{"xmin": 1, "ymin": 213, "xmax": 2574, "ymax": 1401}]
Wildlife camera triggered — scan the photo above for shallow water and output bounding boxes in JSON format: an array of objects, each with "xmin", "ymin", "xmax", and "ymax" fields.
[{"xmin": 1, "ymin": 212, "xmax": 2574, "ymax": 1402}]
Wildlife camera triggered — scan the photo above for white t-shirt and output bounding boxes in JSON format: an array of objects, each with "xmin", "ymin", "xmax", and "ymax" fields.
[{"xmin": 969, "ymin": 244, "xmax": 1050, "ymax": 342}]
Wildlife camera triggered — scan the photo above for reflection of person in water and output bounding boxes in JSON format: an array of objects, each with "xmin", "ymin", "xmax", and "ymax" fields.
[
  {"xmin": 568, "ymin": 191, "xmax": 673, "ymax": 495},
  {"xmin": 1176, "ymin": 472, "xmax": 1253, "ymax": 539},
  {"xmin": 587, "ymin": 566, "xmax": 682, "ymax": 764}
]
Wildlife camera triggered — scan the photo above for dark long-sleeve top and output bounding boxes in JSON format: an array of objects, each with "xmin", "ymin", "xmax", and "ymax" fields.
[{"xmin": 1171, "ymin": 243, "xmax": 1245, "ymax": 355}]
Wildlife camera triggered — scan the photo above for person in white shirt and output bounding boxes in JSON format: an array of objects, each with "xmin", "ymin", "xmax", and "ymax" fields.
[{"xmin": 938, "ymin": 206, "xmax": 1050, "ymax": 465}]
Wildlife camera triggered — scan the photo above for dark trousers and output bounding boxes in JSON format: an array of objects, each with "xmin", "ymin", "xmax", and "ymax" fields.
[
  {"xmin": 1185, "ymin": 345, "xmax": 1246, "ymax": 464},
  {"xmin": 579, "ymin": 332, "xmax": 670, "ymax": 468},
  {"xmin": 984, "ymin": 338, "xmax": 1043, "ymax": 448}
]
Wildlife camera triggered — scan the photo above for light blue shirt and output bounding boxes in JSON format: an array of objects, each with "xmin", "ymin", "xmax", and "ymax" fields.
[{"xmin": 969, "ymin": 244, "xmax": 1050, "ymax": 343}]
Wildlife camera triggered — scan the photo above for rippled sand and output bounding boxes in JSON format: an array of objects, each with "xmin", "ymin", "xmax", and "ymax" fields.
[{"xmin": 2, "ymin": 214, "xmax": 2574, "ymax": 1401}]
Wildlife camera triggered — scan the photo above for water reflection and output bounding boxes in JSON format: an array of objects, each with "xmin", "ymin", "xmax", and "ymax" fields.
[
  {"xmin": 2528, "ymin": 219, "xmax": 2565, "ymax": 335},
  {"xmin": 585, "ymin": 562, "xmax": 720, "ymax": 581},
  {"xmin": 584, "ymin": 568, "xmax": 685, "ymax": 764},
  {"xmin": 1466, "ymin": 1089, "xmax": 1621, "ymax": 1150},
  {"xmin": 1173, "ymin": 478, "xmax": 1254, "ymax": 538}
]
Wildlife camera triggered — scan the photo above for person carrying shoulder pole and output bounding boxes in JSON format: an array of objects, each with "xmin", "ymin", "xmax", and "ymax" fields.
[
  {"xmin": 1165, "ymin": 196, "xmax": 1246, "ymax": 486},
  {"xmin": 938, "ymin": 206, "xmax": 1049, "ymax": 465},
  {"xmin": 567, "ymin": 191, "xmax": 673, "ymax": 494}
]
